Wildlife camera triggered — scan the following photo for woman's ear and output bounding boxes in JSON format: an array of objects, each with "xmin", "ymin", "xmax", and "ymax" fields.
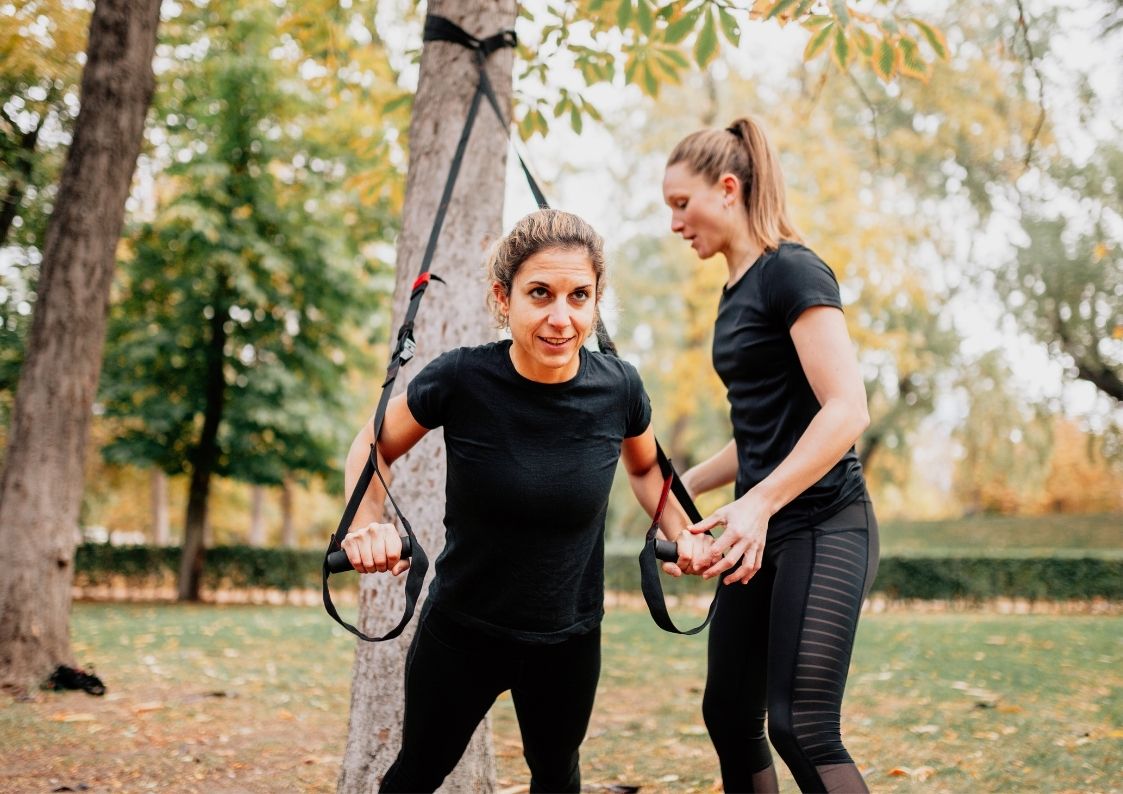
[
  {"xmin": 719, "ymin": 173, "xmax": 740, "ymax": 205},
  {"xmin": 492, "ymin": 281, "xmax": 510, "ymax": 323}
]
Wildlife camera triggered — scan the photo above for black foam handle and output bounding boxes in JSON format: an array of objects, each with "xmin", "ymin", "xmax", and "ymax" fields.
[
  {"xmin": 326, "ymin": 535, "xmax": 413, "ymax": 574},
  {"xmin": 654, "ymin": 539, "xmax": 678, "ymax": 562}
]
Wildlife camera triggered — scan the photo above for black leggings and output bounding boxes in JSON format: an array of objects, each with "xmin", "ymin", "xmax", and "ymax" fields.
[
  {"xmin": 380, "ymin": 608, "xmax": 601, "ymax": 793},
  {"xmin": 703, "ymin": 497, "xmax": 879, "ymax": 793}
]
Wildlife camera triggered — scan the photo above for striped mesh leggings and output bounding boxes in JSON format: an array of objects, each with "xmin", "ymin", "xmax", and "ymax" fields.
[{"xmin": 702, "ymin": 496, "xmax": 879, "ymax": 793}]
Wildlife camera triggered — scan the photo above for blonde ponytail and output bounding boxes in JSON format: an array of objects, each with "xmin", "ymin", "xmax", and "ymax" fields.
[{"xmin": 667, "ymin": 116, "xmax": 800, "ymax": 251}]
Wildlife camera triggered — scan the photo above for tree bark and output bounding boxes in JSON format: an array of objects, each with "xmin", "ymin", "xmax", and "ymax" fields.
[
  {"xmin": 177, "ymin": 291, "xmax": 229, "ymax": 601},
  {"xmin": 249, "ymin": 485, "xmax": 266, "ymax": 546},
  {"xmin": 0, "ymin": 0, "xmax": 161, "ymax": 694},
  {"xmin": 280, "ymin": 476, "xmax": 295, "ymax": 547},
  {"xmin": 151, "ymin": 468, "xmax": 169, "ymax": 545},
  {"xmin": 337, "ymin": 1, "xmax": 515, "ymax": 791}
]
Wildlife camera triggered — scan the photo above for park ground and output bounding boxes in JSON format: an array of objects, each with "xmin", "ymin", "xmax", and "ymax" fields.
[{"xmin": 1, "ymin": 601, "xmax": 1120, "ymax": 793}]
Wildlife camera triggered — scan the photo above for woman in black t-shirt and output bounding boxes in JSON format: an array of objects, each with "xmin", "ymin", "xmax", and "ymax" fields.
[
  {"xmin": 338, "ymin": 209, "xmax": 709, "ymax": 793},
  {"xmin": 661, "ymin": 117, "xmax": 880, "ymax": 793}
]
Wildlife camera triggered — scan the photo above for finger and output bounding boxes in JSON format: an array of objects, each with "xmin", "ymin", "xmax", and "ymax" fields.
[
  {"xmin": 391, "ymin": 559, "xmax": 411, "ymax": 576},
  {"xmin": 701, "ymin": 549, "xmax": 739, "ymax": 580},
  {"xmin": 661, "ymin": 562, "xmax": 683, "ymax": 577},
  {"xmin": 384, "ymin": 531, "xmax": 402, "ymax": 567},
  {"xmin": 725, "ymin": 546, "xmax": 762, "ymax": 586},
  {"xmin": 688, "ymin": 513, "xmax": 725, "ymax": 534},
  {"xmin": 357, "ymin": 534, "xmax": 376, "ymax": 574},
  {"xmin": 342, "ymin": 538, "xmax": 365, "ymax": 574}
]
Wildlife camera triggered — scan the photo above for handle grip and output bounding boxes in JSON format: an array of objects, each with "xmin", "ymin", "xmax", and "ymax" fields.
[
  {"xmin": 326, "ymin": 535, "xmax": 413, "ymax": 574},
  {"xmin": 654, "ymin": 539, "xmax": 678, "ymax": 562}
]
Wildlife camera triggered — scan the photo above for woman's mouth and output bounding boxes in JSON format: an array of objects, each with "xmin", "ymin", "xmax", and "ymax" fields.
[{"xmin": 539, "ymin": 335, "xmax": 574, "ymax": 349}]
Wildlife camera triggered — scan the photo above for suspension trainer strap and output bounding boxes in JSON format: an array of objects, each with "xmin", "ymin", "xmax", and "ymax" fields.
[
  {"xmin": 322, "ymin": 15, "xmax": 522, "ymax": 642},
  {"xmin": 593, "ymin": 318, "xmax": 720, "ymax": 635},
  {"xmin": 638, "ymin": 438, "xmax": 720, "ymax": 635}
]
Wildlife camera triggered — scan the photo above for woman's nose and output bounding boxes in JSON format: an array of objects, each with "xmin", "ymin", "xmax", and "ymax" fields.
[{"xmin": 547, "ymin": 299, "xmax": 570, "ymax": 328}]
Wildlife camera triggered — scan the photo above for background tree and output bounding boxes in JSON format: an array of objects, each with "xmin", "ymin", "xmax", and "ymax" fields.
[
  {"xmin": 0, "ymin": 1, "xmax": 90, "ymax": 427},
  {"xmin": 98, "ymin": 0, "xmax": 395, "ymax": 601},
  {"xmin": 0, "ymin": 0, "xmax": 161, "ymax": 695}
]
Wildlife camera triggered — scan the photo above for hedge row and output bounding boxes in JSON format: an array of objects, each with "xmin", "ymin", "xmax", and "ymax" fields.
[{"xmin": 74, "ymin": 543, "xmax": 1123, "ymax": 601}]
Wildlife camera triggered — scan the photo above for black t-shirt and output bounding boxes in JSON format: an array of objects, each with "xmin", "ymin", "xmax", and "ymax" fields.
[
  {"xmin": 712, "ymin": 242, "xmax": 866, "ymax": 536},
  {"xmin": 406, "ymin": 340, "xmax": 651, "ymax": 643}
]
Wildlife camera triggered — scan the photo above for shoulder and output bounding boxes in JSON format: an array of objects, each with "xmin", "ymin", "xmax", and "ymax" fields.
[
  {"xmin": 585, "ymin": 349, "xmax": 644, "ymax": 385},
  {"xmin": 759, "ymin": 242, "xmax": 838, "ymax": 283}
]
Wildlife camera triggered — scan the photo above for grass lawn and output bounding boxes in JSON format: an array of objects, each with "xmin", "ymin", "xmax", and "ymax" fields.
[{"xmin": 2, "ymin": 603, "xmax": 1119, "ymax": 793}]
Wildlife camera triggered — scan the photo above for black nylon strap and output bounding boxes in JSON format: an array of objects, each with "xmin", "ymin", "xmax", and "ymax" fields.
[
  {"xmin": 322, "ymin": 15, "xmax": 519, "ymax": 642},
  {"xmin": 595, "ymin": 319, "xmax": 719, "ymax": 635}
]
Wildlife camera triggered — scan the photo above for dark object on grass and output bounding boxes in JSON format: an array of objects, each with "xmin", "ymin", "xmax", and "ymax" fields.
[{"xmin": 44, "ymin": 665, "xmax": 106, "ymax": 696}]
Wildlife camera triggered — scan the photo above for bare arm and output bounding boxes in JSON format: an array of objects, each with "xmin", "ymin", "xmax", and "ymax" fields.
[
  {"xmin": 682, "ymin": 438, "xmax": 738, "ymax": 497},
  {"xmin": 621, "ymin": 425, "xmax": 711, "ymax": 575},
  {"xmin": 341, "ymin": 393, "xmax": 430, "ymax": 574},
  {"xmin": 695, "ymin": 306, "xmax": 869, "ymax": 584}
]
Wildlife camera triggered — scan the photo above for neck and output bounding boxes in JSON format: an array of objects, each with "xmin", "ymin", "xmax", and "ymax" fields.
[
  {"xmin": 724, "ymin": 237, "xmax": 764, "ymax": 287},
  {"xmin": 508, "ymin": 341, "xmax": 581, "ymax": 384}
]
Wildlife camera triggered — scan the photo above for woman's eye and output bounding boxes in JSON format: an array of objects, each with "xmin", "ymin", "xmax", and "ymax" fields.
[
  {"xmin": 676, "ymin": 200, "xmax": 688, "ymax": 210},
  {"xmin": 529, "ymin": 287, "xmax": 549, "ymax": 299},
  {"xmin": 571, "ymin": 290, "xmax": 589, "ymax": 302}
]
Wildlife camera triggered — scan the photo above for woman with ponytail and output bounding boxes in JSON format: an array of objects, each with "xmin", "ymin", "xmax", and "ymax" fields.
[{"xmin": 662, "ymin": 117, "xmax": 879, "ymax": 793}]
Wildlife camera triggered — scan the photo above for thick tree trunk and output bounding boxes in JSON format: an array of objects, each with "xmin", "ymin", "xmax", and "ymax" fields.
[
  {"xmin": 0, "ymin": 0, "xmax": 161, "ymax": 695},
  {"xmin": 248, "ymin": 485, "xmax": 265, "ymax": 546},
  {"xmin": 337, "ymin": 2, "xmax": 515, "ymax": 791},
  {"xmin": 151, "ymin": 469, "xmax": 169, "ymax": 545},
  {"xmin": 280, "ymin": 476, "xmax": 295, "ymax": 547}
]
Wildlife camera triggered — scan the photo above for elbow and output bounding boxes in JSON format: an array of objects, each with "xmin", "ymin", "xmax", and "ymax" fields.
[{"xmin": 852, "ymin": 401, "xmax": 870, "ymax": 444}]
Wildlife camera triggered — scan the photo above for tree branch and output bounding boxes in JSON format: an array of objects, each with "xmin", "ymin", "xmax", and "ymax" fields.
[{"xmin": 1013, "ymin": 0, "xmax": 1047, "ymax": 172}]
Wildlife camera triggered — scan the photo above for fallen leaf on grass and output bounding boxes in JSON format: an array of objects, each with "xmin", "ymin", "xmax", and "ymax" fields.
[
  {"xmin": 910, "ymin": 724, "xmax": 940, "ymax": 735},
  {"xmin": 887, "ymin": 766, "xmax": 936, "ymax": 781},
  {"xmin": 50, "ymin": 713, "xmax": 96, "ymax": 722},
  {"xmin": 134, "ymin": 701, "xmax": 164, "ymax": 714}
]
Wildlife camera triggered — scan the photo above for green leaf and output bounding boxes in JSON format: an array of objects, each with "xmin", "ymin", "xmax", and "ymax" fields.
[
  {"xmin": 381, "ymin": 93, "xmax": 411, "ymax": 114},
  {"xmin": 908, "ymin": 17, "xmax": 948, "ymax": 60},
  {"xmin": 636, "ymin": 0, "xmax": 655, "ymax": 36},
  {"xmin": 830, "ymin": 0, "xmax": 850, "ymax": 27},
  {"xmin": 718, "ymin": 7, "xmax": 740, "ymax": 45},
  {"xmin": 801, "ymin": 14, "xmax": 833, "ymax": 30},
  {"xmin": 617, "ymin": 0, "xmax": 633, "ymax": 30},
  {"xmin": 832, "ymin": 24, "xmax": 850, "ymax": 68},
  {"xmin": 570, "ymin": 105, "xmax": 584, "ymax": 134},
  {"xmin": 803, "ymin": 21, "xmax": 833, "ymax": 60},
  {"xmin": 664, "ymin": 5, "xmax": 703, "ymax": 44},
  {"xmin": 693, "ymin": 8, "xmax": 718, "ymax": 68},
  {"xmin": 873, "ymin": 36, "xmax": 897, "ymax": 82},
  {"xmin": 642, "ymin": 61, "xmax": 659, "ymax": 97},
  {"xmin": 794, "ymin": 0, "xmax": 816, "ymax": 16},
  {"xmin": 766, "ymin": 0, "xmax": 799, "ymax": 21},
  {"xmin": 898, "ymin": 35, "xmax": 930, "ymax": 79},
  {"xmin": 852, "ymin": 26, "xmax": 874, "ymax": 57}
]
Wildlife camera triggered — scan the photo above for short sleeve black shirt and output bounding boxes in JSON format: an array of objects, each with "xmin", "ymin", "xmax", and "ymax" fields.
[
  {"xmin": 712, "ymin": 242, "xmax": 866, "ymax": 535},
  {"xmin": 407, "ymin": 340, "xmax": 651, "ymax": 643}
]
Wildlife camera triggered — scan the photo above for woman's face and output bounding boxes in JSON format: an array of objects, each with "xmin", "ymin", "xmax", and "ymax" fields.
[
  {"xmin": 494, "ymin": 247, "xmax": 598, "ymax": 383},
  {"xmin": 662, "ymin": 162, "xmax": 736, "ymax": 260}
]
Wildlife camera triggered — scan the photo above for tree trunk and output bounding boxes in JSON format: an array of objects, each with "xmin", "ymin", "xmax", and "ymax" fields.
[
  {"xmin": 249, "ymin": 485, "xmax": 266, "ymax": 546},
  {"xmin": 151, "ymin": 469, "xmax": 170, "ymax": 545},
  {"xmin": 337, "ymin": 2, "xmax": 515, "ymax": 791},
  {"xmin": 177, "ymin": 293, "xmax": 229, "ymax": 602},
  {"xmin": 0, "ymin": 0, "xmax": 161, "ymax": 695},
  {"xmin": 280, "ymin": 476, "xmax": 295, "ymax": 547}
]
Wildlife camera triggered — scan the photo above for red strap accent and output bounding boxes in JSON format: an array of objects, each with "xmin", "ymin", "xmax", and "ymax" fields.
[
  {"xmin": 653, "ymin": 474, "xmax": 673, "ymax": 525},
  {"xmin": 412, "ymin": 273, "xmax": 432, "ymax": 291}
]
